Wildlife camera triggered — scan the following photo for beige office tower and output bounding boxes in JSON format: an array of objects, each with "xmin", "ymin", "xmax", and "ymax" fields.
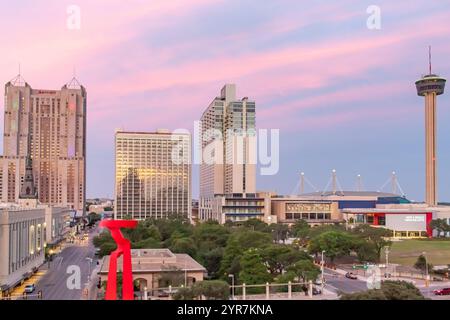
[
  {"xmin": 0, "ymin": 75, "xmax": 86, "ymax": 211},
  {"xmin": 115, "ymin": 130, "xmax": 191, "ymax": 220},
  {"xmin": 199, "ymin": 84, "xmax": 258, "ymax": 223}
]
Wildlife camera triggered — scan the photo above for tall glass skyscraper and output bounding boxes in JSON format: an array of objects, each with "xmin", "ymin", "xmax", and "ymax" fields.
[
  {"xmin": 114, "ymin": 130, "xmax": 191, "ymax": 220},
  {"xmin": 199, "ymin": 84, "xmax": 259, "ymax": 223}
]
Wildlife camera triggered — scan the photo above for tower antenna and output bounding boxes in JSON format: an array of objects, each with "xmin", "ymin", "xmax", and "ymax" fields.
[{"xmin": 429, "ymin": 45, "xmax": 432, "ymax": 75}]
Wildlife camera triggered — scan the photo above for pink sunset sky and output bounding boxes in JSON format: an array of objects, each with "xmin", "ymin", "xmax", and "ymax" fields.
[{"xmin": 1, "ymin": 0, "xmax": 450, "ymax": 201}]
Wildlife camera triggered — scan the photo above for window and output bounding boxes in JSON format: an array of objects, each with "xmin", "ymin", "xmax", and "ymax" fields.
[{"xmin": 29, "ymin": 225, "xmax": 35, "ymax": 255}]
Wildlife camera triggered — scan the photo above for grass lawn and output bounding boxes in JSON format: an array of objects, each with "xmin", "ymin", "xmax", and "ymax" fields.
[{"xmin": 385, "ymin": 239, "xmax": 450, "ymax": 267}]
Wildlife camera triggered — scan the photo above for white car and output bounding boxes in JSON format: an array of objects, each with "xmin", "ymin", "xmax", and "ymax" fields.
[{"xmin": 24, "ymin": 284, "xmax": 35, "ymax": 294}]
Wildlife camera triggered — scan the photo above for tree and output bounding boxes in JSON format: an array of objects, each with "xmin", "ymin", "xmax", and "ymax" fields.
[
  {"xmin": 219, "ymin": 237, "xmax": 243, "ymax": 280},
  {"xmin": 340, "ymin": 280, "xmax": 426, "ymax": 300},
  {"xmin": 355, "ymin": 241, "xmax": 379, "ymax": 263},
  {"xmin": 308, "ymin": 231, "xmax": 356, "ymax": 262},
  {"xmin": 173, "ymin": 286, "xmax": 196, "ymax": 300},
  {"xmin": 414, "ymin": 254, "xmax": 433, "ymax": 273},
  {"xmin": 260, "ymin": 245, "xmax": 311, "ymax": 275},
  {"xmin": 198, "ymin": 247, "xmax": 224, "ymax": 279},
  {"xmin": 352, "ymin": 224, "xmax": 392, "ymax": 261},
  {"xmin": 429, "ymin": 219, "xmax": 450, "ymax": 237},
  {"xmin": 132, "ymin": 237, "xmax": 161, "ymax": 249},
  {"xmin": 192, "ymin": 280, "xmax": 230, "ymax": 300},
  {"xmin": 287, "ymin": 259, "xmax": 320, "ymax": 283},
  {"xmin": 169, "ymin": 237, "xmax": 197, "ymax": 257},
  {"xmin": 193, "ymin": 222, "xmax": 230, "ymax": 251},
  {"xmin": 239, "ymin": 249, "xmax": 272, "ymax": 293},
  {"xmin": 88, "ymin": 212, "xmax": 101, "ymax": 225},
  {"xmin": 271, "ymin": 224, "xmax": 289, "ymax": 243},
  {"xmin": 274, "ymin": 271, "xmax": 297, "ymax": 292},
  {"xmin": 307, "ymin": 224, "xmax": 346, "ymax": 239},
  {"xmin": 240, "ymin": 218, "xmax": 270, "ymax": 232},
  {"xmin": 99, "ymin": 242, "xmax": 117, "ymax": 257},
  {"xmin": 219, "ymin": 230, "xmax": 272, "ymax": 279},
  {"xmin": 290, "ymin": 219, "xmax": 310, "ymax": 239},
  {"xmin": 235, "ymin": 230, "xmax": 272, "ymax": 249}
]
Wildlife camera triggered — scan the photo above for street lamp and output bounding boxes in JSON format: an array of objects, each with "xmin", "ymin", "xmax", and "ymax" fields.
[
  {"xmin": 228, "ymin": 274, "xmax": 235, "ymax": 300},
  {"xmin": 321, "ymin": 250, "xmax": 326, "ymax": 293}
]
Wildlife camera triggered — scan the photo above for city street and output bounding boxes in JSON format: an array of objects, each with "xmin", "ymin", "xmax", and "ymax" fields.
[
  {"xmin": 323, "ymin": 269, "xmax": 369, "ymax": 295},
  {"xmin": 30, "ymin": 228, "xmax": 99, "ymax": 300}
]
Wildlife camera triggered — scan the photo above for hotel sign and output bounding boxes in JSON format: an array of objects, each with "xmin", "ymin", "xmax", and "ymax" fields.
[
  {"xmin": 286, "ymin": 203, "xmax": 331, "ymax": 213},
  {"xmin": 37, "ymin": 90, "xmax": 57, "ymax": 94}
]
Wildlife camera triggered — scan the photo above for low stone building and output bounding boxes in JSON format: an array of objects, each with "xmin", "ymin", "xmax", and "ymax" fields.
[{"xmin": 98, "ymin": 248, "xmax": 206, "ymax": 293}]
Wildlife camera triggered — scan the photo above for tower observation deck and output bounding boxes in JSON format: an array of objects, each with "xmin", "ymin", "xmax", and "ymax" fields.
[{"xmin": 415, "ymin": 60, "xmax": 446, "ymax": 206}]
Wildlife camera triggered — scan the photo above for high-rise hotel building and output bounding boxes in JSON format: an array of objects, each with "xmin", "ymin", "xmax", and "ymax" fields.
[
  {"xmin": 199, "ymin": 84, "xmax": 262, "ymax": 223},
  {"xmin": 114, "ymin": 130, "xmax": 191, "ymax": 220},
  {"xmin": 0, "ymin": 75, "xmax": 86, "ymax": 212}
]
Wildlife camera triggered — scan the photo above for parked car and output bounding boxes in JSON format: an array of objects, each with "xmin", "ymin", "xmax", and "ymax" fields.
[
  {"xmin": 312, "ymin": 287, "xmax": 322, "ymax": 295},
  {"xmin": 434, "ymin": 288, "xmax": 450, "ymax": 295},
  {"xmin": 345, "ymin": 272, "xmax": 358, "ymax": 280},
  {"xmin": 157, "ymin": 290, "xmax": 170, "ymax": 298},
  {"xmin": 24, "ymin": 284, "xmax": 35, "ymax": 294}
]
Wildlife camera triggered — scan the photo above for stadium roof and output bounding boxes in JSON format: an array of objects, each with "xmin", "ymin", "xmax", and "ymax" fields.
[{"xmin": 301, "ymin": 191, "xmax": 404, "ymax": 198}]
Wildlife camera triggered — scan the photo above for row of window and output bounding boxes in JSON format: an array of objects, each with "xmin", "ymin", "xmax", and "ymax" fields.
[{"xmin": 285, "ymin": 212, "xmax": 332, "ymax": 220}]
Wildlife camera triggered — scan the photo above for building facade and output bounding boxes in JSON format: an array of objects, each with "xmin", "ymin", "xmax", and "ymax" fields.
[
  {"xmin": 0, "ymin": 76, "xmax": 86, "ymax": 212},
  {"xmin": 0, "ymin": 207, "xmax": 45, "ymax": 294},
  {"xmin": 114, "ymin": 130, "xmax": 191, "ymax": 220},
  {"xmin": 98, "ymin": 248, "xmax": 206, "ymax": 293},
  {"xmin": 199, "ymin": 84, "xmax": 257, "ymax": 223},
  {"xmin": 0, "ymin": 204, "xmax": 72, "ymax": 295}
]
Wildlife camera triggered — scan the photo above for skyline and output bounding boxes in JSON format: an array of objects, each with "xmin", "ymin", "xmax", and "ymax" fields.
[{"xmin": 1, "ymin": 1, "xmax": 450, "ymax": 201}]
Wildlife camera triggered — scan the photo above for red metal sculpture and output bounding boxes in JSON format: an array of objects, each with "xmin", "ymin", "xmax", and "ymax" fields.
[{"xmin": 99, "ymin": 219, "xmax": 137, "ymax": 300}]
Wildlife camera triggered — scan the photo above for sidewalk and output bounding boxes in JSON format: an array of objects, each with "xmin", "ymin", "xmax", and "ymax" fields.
[{"xmin": 83, "ymin": 259, "xmax": 101, "ymax": 300}]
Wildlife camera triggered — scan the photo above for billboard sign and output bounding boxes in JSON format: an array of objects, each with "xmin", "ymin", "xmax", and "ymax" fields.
[{"xmin": 385, "ymin": 213, "xmax": 427, "ymax": 231}]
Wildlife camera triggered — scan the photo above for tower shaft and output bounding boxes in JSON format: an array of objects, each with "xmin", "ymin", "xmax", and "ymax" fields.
[{"xmin": 425, "ymin": 92, "xmax": 437, "ymax": 206}]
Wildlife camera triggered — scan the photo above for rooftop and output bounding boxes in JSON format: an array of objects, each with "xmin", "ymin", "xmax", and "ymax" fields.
[
  {"xmin": 300, "ymin": 191, "xmax": 403, "ymax": 198},
  {"xmin": 99, "ymin": 249, "xmax": 206, "ymax": 274}
]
